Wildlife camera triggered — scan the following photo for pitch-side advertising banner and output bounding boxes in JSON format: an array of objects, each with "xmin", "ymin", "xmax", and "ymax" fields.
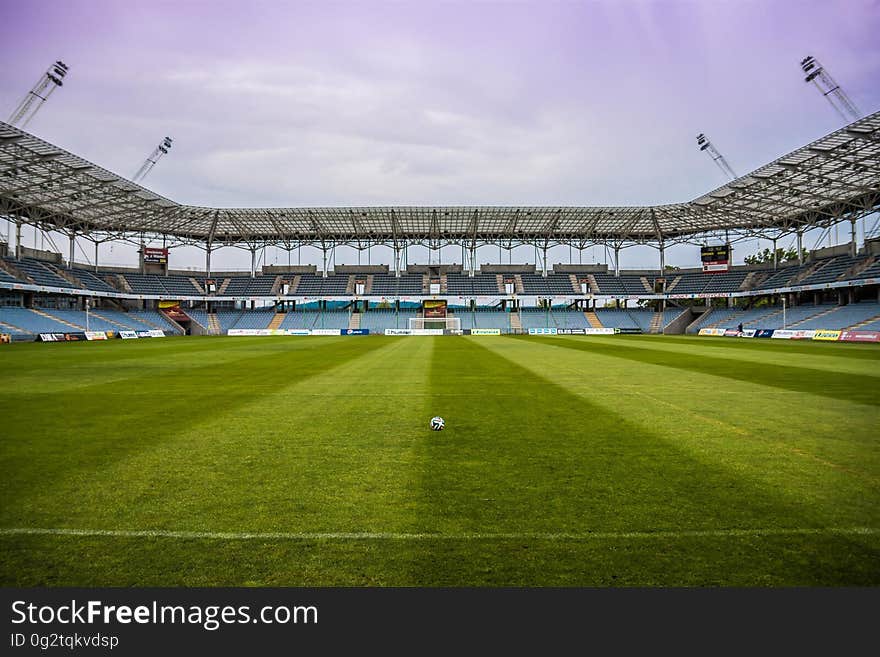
[
  {"xmin": 470, "ymin": 328, "xmax": 502, "ymax": 335},
  {"xmin": 584, "ymin": 328, "xmax": 616, "ymax": 335},
  {"xmin": 384, "ymin": 328, "xmax": 443, "ymax": 336},
  {"xmin": 771, "ymin": 329, "xmax": 816, "ymax": 340},
  {"xmin": 838, "ymin": 330, "xmax": 880, "ymax": 342},
  {"xmin": 341, "ymin": 329, "xmax": 369, "ymax": 335},
  {"xmin": 813, "ymin": 329, "xmax": 842, "ymax": 341},
  {"xmin": 119, "ymin": 331, "xmax": 139, "ymax": 339},
  {"xmin": 698, "ymin": 328, "xmax": 726, "ymax": 336},
  {"xmin": 84, "ymin": 331, "xmax": 108, "ymax": 341},
  {"xmin": 754, "ymin": 329, "xmax": 775, "ymax": 338},
  {"xmin": 310, "ymin": 329, "xmax": 341, "ymax": 336},
  {"xmin": 739, "ymin": 329, "xmax": 757, "ymax": 338},
  {"xmin": 528, "ymin": 328, "xmax": 558, "ymax": 335}
]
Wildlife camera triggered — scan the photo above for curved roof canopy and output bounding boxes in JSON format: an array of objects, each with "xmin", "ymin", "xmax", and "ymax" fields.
[{"xmin": 0, "ymin": 112, "xmax": 878, "ymax": 247}]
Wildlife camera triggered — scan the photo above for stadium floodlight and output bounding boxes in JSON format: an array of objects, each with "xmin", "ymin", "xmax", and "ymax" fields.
[
  {"xmin": 696, "ymin": 133, "xmax": 737, "ymax": 181},
  {"xmin": 800, "ymin": 56, "xmax": 861, "ymax": 123},
  {"xmin": 7, "ymin": 60, "xmax": 69, "ymax": 129},
  {"xmin": 133, "ymin": 136, "xmax": 174, "ymax": 183}
]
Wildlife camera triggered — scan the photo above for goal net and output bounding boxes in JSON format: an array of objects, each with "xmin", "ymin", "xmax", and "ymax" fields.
[{"xmin": 409, "ymin": 317, "xmax": 461, "ymax": 332}]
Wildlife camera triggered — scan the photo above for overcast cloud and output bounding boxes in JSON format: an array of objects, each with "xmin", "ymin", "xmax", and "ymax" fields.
[{"xmin": 1, "ymin": 0, "xmax": 878, "ymax": 271}]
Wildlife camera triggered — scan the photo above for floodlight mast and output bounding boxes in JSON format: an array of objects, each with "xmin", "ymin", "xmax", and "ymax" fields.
[
  {"xmin": 7, "ymin": 60, "xmax": 69, "ymax": 129},
  {"xmin": 133, "ymin": 136, "xmax": 173, "ymax": 183},
  {"xmin": 696, "ymin": 133, "xmax": 737, "ymax": 181},
  {"xmin": 800, "ymin": 56, "xmax": 861, "ymax": 123}
]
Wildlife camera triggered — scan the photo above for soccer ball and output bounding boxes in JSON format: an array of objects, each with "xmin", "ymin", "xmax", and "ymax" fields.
[{"xmin": 430, "ymin": 416, "xmax": 445, "ymax": 431}]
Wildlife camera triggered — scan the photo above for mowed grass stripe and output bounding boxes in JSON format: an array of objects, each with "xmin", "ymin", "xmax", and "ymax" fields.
[
  {"xmin": 530, "ymin": 335, "xmax": 880, "ymax": 406},
  {"xmin": 0, "ymin": 337, "xmax": 390, "ymax": 520},
  {"xmin": 631, "ymin": 334, "xmax": 880, "ymax": 360},
  {"xmin": 594, "ymin": 334, "xmax": 880, "ymax": 377},
  {"xmin": 0, "ymin": 335, "xmax": 320, "ymax": 394},
  {"xmin": 480, "ymin": 336, "xmax": 880, "ymax": 522}
]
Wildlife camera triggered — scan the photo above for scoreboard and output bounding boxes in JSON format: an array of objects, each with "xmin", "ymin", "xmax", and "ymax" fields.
[
  {"xmin": 701, "ymin": 244, "xmax": 731, "ymax": 273},
  {"xmin": 143, "ymin": 247, "xmax": 168, "ymax": 264}
]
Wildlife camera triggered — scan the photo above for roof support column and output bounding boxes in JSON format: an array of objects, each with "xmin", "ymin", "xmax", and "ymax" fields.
[
  {"xmin": 658, "ymin": 241, "xmax": 665, "ymax": 274},
  {"xmin": 205, "ymin": 242, "xmax": 212, "ymax": 278},
  {"xmin": 321, "ymin": 245, "xmax": 328, "ymax": 278},
  {"xmin": 542, "ymin": 244, "xmax": 548, "ymax": 278},
  {"xmin": 393, "ymin": 244, "xmax": 401, "ymax": 278},
  {"xmin": 469, "ymin": 245, "xmax": 476, "ymax": 277},
  {"xmin": 614, "ymin": 245, "xmax": 620, "ymax": 277},
  {"xmin": 850, "ymin": 217, "xmax": 857, "ymax": 257},
  {"xmin": 796, "ymin": 229, "xmax": 804, "ymax": 265},
  {"xmin": 250, "ymin": 247, "xmax": 257, "ymax": 278},
  {"xmin": 69, "ymin": 230, "xmax": 76, "ymax": 268},
  {"xmin": 15, "ymin": 219, "xmax": 21, "ymax": 260},
  {"xmin": 772, "ymin": 237, "xmax": 778, "ymax": 270},
  {"xmin": 94, "ymin": 240, "xmax": 99, "ymax": 273}
]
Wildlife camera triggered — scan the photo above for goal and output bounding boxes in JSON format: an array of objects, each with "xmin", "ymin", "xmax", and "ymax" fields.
[{"xmin": 409, "ymin": 317, "xmax": 461, "ymax": 332}]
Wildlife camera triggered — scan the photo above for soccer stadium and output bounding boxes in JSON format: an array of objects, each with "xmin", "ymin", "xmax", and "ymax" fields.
[{"xmin": 1, "ymin": 3, "xmax": 879, "ymax": 589}]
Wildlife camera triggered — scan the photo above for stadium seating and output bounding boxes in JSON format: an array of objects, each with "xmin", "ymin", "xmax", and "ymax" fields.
[
  {"xmin": 122, "ymin": 273, "xmax": 201, "ymax": 296},
  {"xmin": 790, "ymin": 303, "xmax": 880, "ymax": 330},
  {"xmin": 452, "ymin": 309, "xmax": 511, "ymax": 330},
  {"xmin": 519, "ymin": 308, "xmax": 590, "ymax": 329},
  {"xmin": 445, "ymin": 273, "xmax": 500, "ymax": 295},
  {"xmin": 295, "ymin": 274, "xmax": 350, "ymax": 295},
  {"xmin": 0, "ymin": 307, "xmax": 80, "ymax": 333},
  {"xmin": 593, "ymin": 308, "xmax": 644, "ymax": 330},
  {"xmin": 69, "ymin": 268, "xmax": 118, "ymax": 292},
  {"xmin": 220, "ymin": 276, "xmax": 277, "ymax": 296},
  {"xmin": 231, "ymin": 309, "xmax": 275, "ymax": 329},
  {"xmin": 3, "ymin": 258, "xmax": 75, "ymax": 288},
  {"xmin": 280, "ymin": 310, "xmax": 350, "ymax": 329},
  {"xmin": 359, "ymin": 309, "xmax": 417, "ymax": 331},
  {"xmin": 519, "ymin": 273, "xmax": 576, "ymax": 295},
  {"xmin": 369, "ymin": 274, "xmax": 423, "ymax": 296}
]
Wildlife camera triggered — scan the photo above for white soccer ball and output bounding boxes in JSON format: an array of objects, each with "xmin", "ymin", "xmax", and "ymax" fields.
[{"xmin": 430, "ymin": 416, "xmax": 445, "ymax": 431}]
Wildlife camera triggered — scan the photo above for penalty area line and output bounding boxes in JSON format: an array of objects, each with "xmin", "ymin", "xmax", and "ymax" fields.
[{"xmin": 0, "ymin": 527, "xmax": 877, "ymax": 541}]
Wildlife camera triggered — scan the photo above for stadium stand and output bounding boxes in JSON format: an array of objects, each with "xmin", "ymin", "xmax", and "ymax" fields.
[
  {"xmin": 452, "ymin": 309, "xmax": 511, "ymax": 330},
  {"xmin": 359, "ymin": 309, "xmax": 418, "ymax": 331},
  {"xmin": 280, "ymin": 310, "xmax": 350, "ymax": 329},
  {"xmin": 68, "ymin": 268, "xmax": 118, "ymax": 292},
  {"xmin": 445, "ymin": 273, "xmax": 500, "ymax": 295},
  {"xmin": 0, "ymin": 307, "xmax": 81, "ymax": 333},
  {"xmin": 122, "ymin": 273, "xmax": 201, "ymax": 296},
  {"xmin": 295, "ymin": 274, "xmax": 350, "ymax": 296},
  {"xmin": 369, "ymin": 274, "xmax": 423, "ymax": 296},
  {"xmin": 593, "ymin": 308, "xmax": 645, "ymax": 330},
  {"xmin": 519, "ymin": 273, "xmax": 577, "ymax": 295},
  {"xmin": 220, "ymin": 276, "xmax": 277, "ymax": 296},
  {"xmin": 3, "ymin": 258, "xmax": 76, "ymax": 288}
]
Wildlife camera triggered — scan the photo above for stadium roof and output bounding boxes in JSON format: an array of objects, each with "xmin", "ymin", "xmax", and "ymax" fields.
[{"xmin": 1, "ymin": 112, "xmax": 878, "ymax": 248}]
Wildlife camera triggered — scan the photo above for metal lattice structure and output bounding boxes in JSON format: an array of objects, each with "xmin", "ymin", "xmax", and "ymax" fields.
[{"xmin": 1, "ymin": 113, "xmax": 878, "ymax": 262}]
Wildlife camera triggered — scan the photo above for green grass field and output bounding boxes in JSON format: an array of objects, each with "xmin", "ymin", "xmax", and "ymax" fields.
[{"xmin": 1, "ymin": 335, "xmax": 878, "ymax": 586}]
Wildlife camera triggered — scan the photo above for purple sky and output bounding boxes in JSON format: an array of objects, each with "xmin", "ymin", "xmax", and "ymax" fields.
[{"xmin": 1, "ymin": 0, "xmax": 878, "ymax": 271}]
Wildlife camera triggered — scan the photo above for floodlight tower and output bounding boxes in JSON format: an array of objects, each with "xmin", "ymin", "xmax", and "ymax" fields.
[
  {"xmin": 800, "ymin": 56, "xmax": 861, "ymax": 122},
  {"xmin": 7, "ymin": 60, "xmax": 69, "ymax": 129},
  {"xmin": 696, "ymin": 133, "xmax": 737, "ymax": 181},
  {"xmin": 133, "ymin": 137, "xmax": 173, "ymax": 183}
]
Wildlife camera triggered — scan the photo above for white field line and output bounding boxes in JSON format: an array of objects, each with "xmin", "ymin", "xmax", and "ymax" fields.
[{"xmin": 0, "ymin": 527, "xmax": 876, "ymax": 541}]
